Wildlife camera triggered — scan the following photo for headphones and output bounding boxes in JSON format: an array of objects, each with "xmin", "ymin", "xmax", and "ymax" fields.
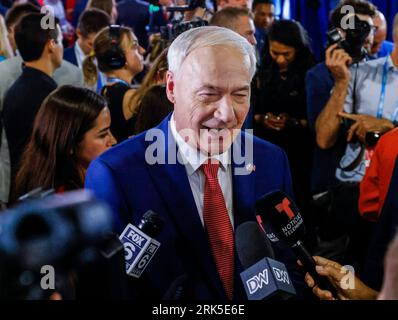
[{"xmin": 103, "ymin": 25, "xmax": 126, "ymax": 70}]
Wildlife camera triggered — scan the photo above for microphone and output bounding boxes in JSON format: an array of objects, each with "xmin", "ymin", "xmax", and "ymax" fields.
[
  {"xmin": 236, "ymin": 221, "xmax": 296, "ymax": 300},
  {"xmin": 255, "ymin": 190, "xmax": 339, "ymax": 298},
  {"xmin": 119, "ymin": 210, "xmax": 164, "ymax": 278}
]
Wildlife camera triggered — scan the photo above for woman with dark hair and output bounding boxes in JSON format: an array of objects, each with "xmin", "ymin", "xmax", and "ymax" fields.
[
  {"xmin": 135, "ymin": 84, "xmax": 173, "ymax": 134},
  {"xmin": 254, "ymin": 19, "xmax": 316, "ymax": 210},
  {"xmin": 13, "ymin": 85, "xmax": 116, "ymax": 200},
  {"xmin": 83, "ymin": 25, "xmax": 145, "ymax": 142}
]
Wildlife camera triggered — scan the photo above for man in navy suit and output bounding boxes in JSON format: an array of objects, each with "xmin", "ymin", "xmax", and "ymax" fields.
[
  {"xmin": 85, "ymin": 26, "xmax": 306, "ymax": 300},
  {"xmin": 63, "ymin": 8, "xmax": 110, "ymax": 91},
  {"xmin": 64, "ymin": 8, "xmax": 110, "ymax": 68},
  {"xmin": 116, "ymin": 0, "xmax": 150, "ymax": 49}
]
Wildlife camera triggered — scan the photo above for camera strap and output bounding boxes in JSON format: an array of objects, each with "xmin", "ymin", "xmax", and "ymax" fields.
[
  {"xmin": 339, "ymin": 63, "xmax": 364, "ymax": 172},
  {"xmin": 377, "ymin": 56, "xmax": 398, "ymax": 122}
]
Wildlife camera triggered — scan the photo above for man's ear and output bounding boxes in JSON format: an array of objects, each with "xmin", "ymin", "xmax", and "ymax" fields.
[
  {"xmin": 47, "ymin": 39, "xmax": 57, "ymax": 54},
  {"xmin": 76, "ymin": 28, "xmax": 83, "ymax": 40},
  {"xmin": 166, "ymin": 70, "xmax": 176, "ymax": 104}
]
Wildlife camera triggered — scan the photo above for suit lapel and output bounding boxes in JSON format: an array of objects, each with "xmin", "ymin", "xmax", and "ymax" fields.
[
  {"xmin": 145, "ymin": 115, "xmax": 226, "ymax": 298},
  {"xmin": 232, "ymin": 132, "xmax": 256, "ymax": 228},
  {"xmin": 230, "ymin": 132, "xmax": 256, "ymax": 300}
]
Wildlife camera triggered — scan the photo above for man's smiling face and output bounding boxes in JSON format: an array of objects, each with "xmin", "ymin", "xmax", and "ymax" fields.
[{"xmin": 166, "ymin": 45, "xmax": 252, "ymax": 155}]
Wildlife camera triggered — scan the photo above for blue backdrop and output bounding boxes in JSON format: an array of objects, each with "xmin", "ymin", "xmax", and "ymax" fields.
[{"xmin": 277, "ymin": 0, "xmax": 398, "ymax": 61}]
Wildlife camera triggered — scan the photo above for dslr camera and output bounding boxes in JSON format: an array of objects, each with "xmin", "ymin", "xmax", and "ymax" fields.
[{"xmin": 327, "ymin": 14, "xmax": 371, "ymax": 63}]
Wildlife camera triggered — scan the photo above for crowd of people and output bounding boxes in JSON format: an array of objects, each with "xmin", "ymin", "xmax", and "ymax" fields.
[{"xmin": 0, "ymin": 0, "xmax": 398, "ymax": 300}]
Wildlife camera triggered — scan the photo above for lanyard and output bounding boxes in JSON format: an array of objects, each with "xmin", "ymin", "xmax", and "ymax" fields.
[
  {"xmin": 377, "ymin": 57, "xmax": 389, "ymax": 119},
  {"xmin": 377, "ymin": 57, "xmax": 398, "ymax": 122},
  {"xmin": 96, "ymin": 74, "xmax": 104, "ymax": 93},
  {"xmin": 107, "ymin": 77, "xmax": 130, "ymax": 87}
]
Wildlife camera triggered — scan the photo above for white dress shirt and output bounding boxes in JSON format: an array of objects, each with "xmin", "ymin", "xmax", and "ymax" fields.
[
  {"xmin": 169, "ymin": 114, "xmax": 234, "ymax": 228},
  {"xmin": 74, "ymin": 41, "xmax": 85, "ymax": 69}
]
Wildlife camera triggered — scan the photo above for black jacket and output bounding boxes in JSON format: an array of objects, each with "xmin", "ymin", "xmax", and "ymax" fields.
[{"xmin": 2, "ymin": 66, "xmax": 57, "ymax": 182}]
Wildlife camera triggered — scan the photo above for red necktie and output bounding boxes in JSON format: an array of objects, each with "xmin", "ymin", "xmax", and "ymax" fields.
[{"xmin": 202, "ymin": 160, "xmax": 234, "ymax": 300}]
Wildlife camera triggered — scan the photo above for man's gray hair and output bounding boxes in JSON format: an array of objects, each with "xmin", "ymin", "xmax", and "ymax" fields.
[{"xmin": 167, "ymin": 26, "xmax": 257, "ymax": 80}]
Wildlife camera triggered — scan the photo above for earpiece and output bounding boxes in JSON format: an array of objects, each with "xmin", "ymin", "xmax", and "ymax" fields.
[{"xmin": 103, "ymin": 25, "xmax": 126, "ymax": 70}]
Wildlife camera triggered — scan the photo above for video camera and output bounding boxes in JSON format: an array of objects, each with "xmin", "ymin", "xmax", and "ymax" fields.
[
  {"xmin": 0, "ymin": 190, "xmax": 127, "ymax": 299},
  {"xmin": 327, "ymin": 14, "xmax": 371, "ymax": 64},
  {"xmin": 160, "ymin": 0, "xmax": 209, "ymax": 43}
]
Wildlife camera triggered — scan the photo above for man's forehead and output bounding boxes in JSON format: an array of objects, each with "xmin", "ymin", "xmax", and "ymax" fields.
[
  {"xmin": 258, "ymin": 3, "xmax": 275, "ymax": 11},
  {"xmin": 177, "ymin": 52, "xmax": 250, "ymax": 86},
  {"xmin": 182, "ymin": 46, "xmax": 248, "ymax": 70}
]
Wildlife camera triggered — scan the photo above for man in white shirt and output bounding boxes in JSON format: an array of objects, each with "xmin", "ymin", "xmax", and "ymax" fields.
[{"xmin": 63, "ymin": 8, "xmax": 110, "ymax": 91}]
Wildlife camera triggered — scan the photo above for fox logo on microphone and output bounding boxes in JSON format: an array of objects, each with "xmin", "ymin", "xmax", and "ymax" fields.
[{"xmin": 119, "ymin": 224, "xmax": 160, "ymax": 278}]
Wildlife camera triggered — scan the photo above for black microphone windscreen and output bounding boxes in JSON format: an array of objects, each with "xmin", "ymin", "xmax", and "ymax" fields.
[
  {"xmin": 255, "ymin": 190, "xmax": 306, "ymax": 246},
  {"xmin": 139, "ymin": 210, "xmax": 164, "ymax": 237},
  {"xmin": 236, "ymin": 221, "xmax": 275, "ymax": 269}
]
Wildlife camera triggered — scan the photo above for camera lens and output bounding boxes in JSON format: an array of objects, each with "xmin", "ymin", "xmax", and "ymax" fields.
[{"xmin": 365, "ymin": 132, "xmax": 382, "ymax": 147}]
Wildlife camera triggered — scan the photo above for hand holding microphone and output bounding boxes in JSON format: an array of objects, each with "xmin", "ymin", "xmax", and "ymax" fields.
[
  {"xmin": 302, "ymin": 256, "xmax": 378, "ymax": 300},
  {"xmin": 255, "ymin": 190, "xmax": 340, "ymax": 299}
]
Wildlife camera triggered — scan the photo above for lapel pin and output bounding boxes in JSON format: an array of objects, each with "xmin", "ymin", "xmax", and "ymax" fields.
[{"xmin": 246, "ymin": 163, "xmax": 256, "ymax": 173}]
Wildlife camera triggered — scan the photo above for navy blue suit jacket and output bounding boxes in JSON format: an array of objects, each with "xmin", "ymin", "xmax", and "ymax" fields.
[
  {"xmin": 85, "ymin": 114, "xmax": 307, "ymax": 300},
  {"xmin": 116, "ymin": 0, "xmax": 150, "ymax": 49},
  {"xmin": 363, "ymin": 156, "xmax": 398, "ymax": 290},
  {"xmin": 63, "ymin": 46, "xmax": 78, "ymax": 67}
]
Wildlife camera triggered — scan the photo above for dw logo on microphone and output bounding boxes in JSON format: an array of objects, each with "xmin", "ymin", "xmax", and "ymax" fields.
[
  {"xmin": 275, "ymin": 198, "xmax": 295, "ymax": 220},
  {"xmin": 272, "ymin": 267, "xmax": 290, "ymax": 284},
  {"xmin": 246, "ymin": 269, "xmax": 269, "ymax": 294}
]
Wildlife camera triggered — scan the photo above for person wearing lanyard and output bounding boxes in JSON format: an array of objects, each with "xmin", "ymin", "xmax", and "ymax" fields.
[
  {"xmin": 336, "ymin": 51, "xmax": 398, "ymax": 183},
  {"xmin": 308, "ymin": 15, "xmax": 398, "ymax": 279},
  {"xmin": 359, "ymin": 19, "xmax": 398, "ymax": 222},
  {"xmin": 83, "ymin": 25, "xmax": 145, "ymax": 143}
]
